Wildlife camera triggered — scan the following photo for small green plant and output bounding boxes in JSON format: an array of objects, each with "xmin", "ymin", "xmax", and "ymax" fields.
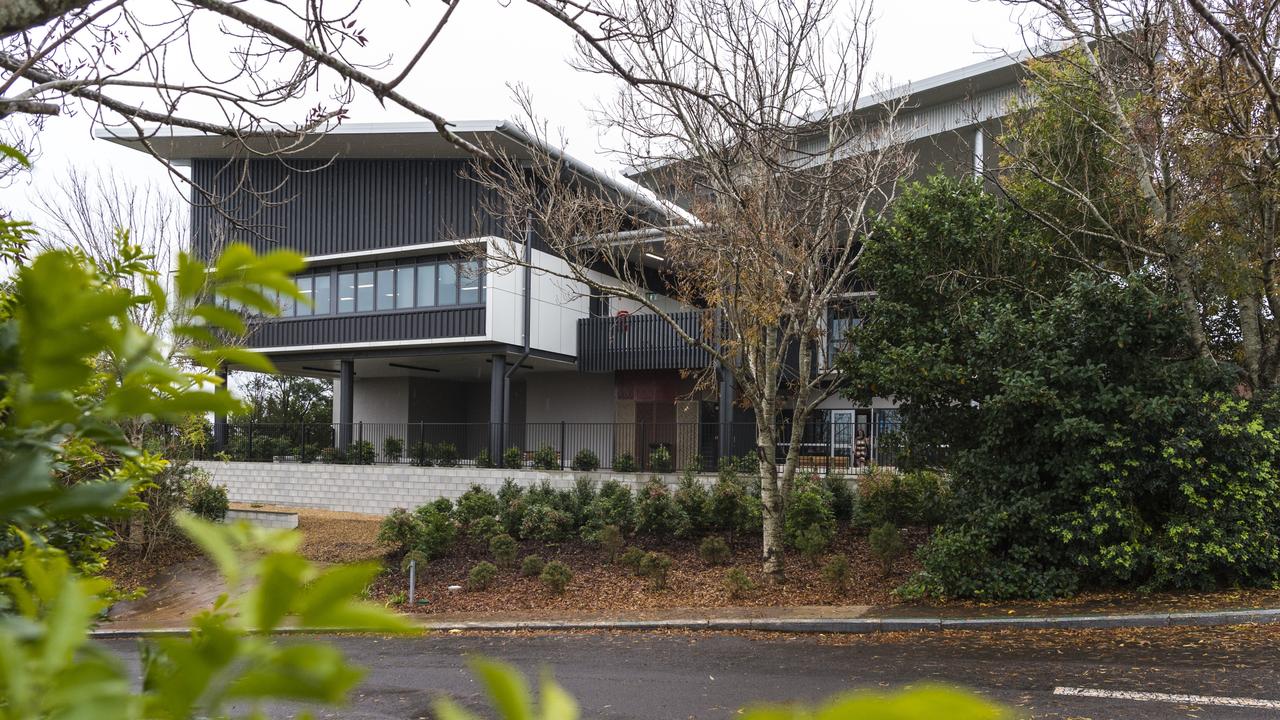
[
  {"xmin": 520, "ymin": 554, "xmax": 546, "ymax": 577},
  {"xmin": 638, "ymin": 550, "xmax": 674, "ymax": 590},
  {"xmin": 432, "ymin": 441, "xmax": 460, "ymax": 467},
  {"xmin": 386, "ymin": 590, "xmax": 408, "ymax": 606},
  {"xmin": 348, "ymin": 440, "xmax": 376, "ymax": 465},
  {"xmin": 540, "ymin": 560, "xmax": 573, "ymax": 594},
  {"xmin": 532, "ymin": 445, "xmax": 560, "ymax": 470},
  {"xmin": 467, "ymin": 515, "xmax": 504, "ymax": 544},
  {"xmin": 467, "ymin": 561, "xmax": 499, "ymax": 591},
  {"xmin": 410, "ymin": 504, "xmax": 457, "ymax": 559},
  {"xmin": 698, "ymin": 535, "xmax": 731, "ymax": 566},
  {"xmin": 571, "ymin": 448, "xmax": 600, "ymax": 471},
  {"xmin": 186, "ymin": 475, "xmax": 229, "ymax": 522},
  {"xmin": 489, "ymin": 533, "xmax": 518, "ymax": 568},
  {"xmin": 614, "ymin": 452, "xmax": 637, "ymax": 472},
  {"xmin": 319, "ymin": 446, "xmax": 343, "ymax": 464},
  {"xmin": 382, "ymin": 436, "xmax": 404, "ymax": 462},
  {"xmin": 377, "ymin": 508, "xmax": 422, "ymax": 552},
  {"xmin": 474, "ymin": 449, "xmax": 494, "ymax": 468},
  {"xmin": 794, "ymin": 523, "xmax": 831, "ymax": 564},
  {"xmin": 430, "ymin": 497, "xmax": 455, "ymax": 516},
  {"xmin": 822, "ymin": 554, "xmax": 852, "ymax": 591},
  {"xmin": 869, "ymin": 522, "xmax": 906, "ymax": 575},
  {"xmin": 409, "ymin": 441, "xmax": 433, "ymax": 466},
  {"xmin": 503, "ymin": 446, "xmax": 524, "ymax": 469},
  {"xmin": 724, "ymin": 567, "xmax": 755, "ymax": 599},
  {"xmin": 457, "ymin": 485, "xmax": 501, "ymax": 525},
  {"xmin": 649, "ymin": 445, "xmax": 673, "ymax": 473},
  {"xmin": 520, "ymin": 503, "xmax": 571, "ymax": 541},
  {"xmin": 620, "ymin": 546, "xmax": 646, "ymax": 573},
  {"xmin": 596, "ymin": 524, "xmax": 625, "ymax": 562},
  {"xmin": 635, "ymin": 476, "xmax": 686, "ymax": 536}
]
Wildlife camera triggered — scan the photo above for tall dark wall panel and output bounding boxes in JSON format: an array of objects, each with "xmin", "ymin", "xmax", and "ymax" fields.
[{"xmin": 190, "ymin": 158, "xmax": 506, "ymax": 258}]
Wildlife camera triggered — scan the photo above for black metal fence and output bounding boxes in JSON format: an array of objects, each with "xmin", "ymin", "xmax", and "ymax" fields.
[{"xmin": 173, "ymin": 418, "xmax": 902, "ymax": 472}]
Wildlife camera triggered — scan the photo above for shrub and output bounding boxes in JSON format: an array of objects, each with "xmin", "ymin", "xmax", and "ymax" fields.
[
  {"xmin": 520, "ymin": 503, "xmax": 572, "ymax": 542},
  {"xmin": 432, "ymin": 441, "xmax": 460, "ymax": 467},
  {"xmin": 596, "ymin": 524, "xmax": 625, "ymax": 562},
  {"xmin": 489, "ymin": 533, "xmax": 518, "ymax": 568},
  {"xmin": 724, "ymin": 567, "xmax": 755, "ymax": 599},
  {"xmin": 319, "ymin": 446, "xmax": 343, "ymax": 464},
  {"xmin": 708, "ymin": 473, "xmax": 758, "ymax": 535},
  {"xmin": 823, "ymin": 474, "xmax": 856, "ymax": 526},
  {"xmin": 794, "ymin": 524, "xmax": 831, "ymax": 564},
  {"xmin": 503, "ymin": 446, "xmax": 524, "ymax": 469},
  {"xmin": 674, "ymin": 473, "xmax": 710, "ymax": 537},
  {"xmin": 429, "ymin": 497, "xmax": 454, "ymax": 517},
  {"xmin": 619, "ymin": 546, "xmax": 646, "ymax": 573},
  {"xmin": 410, "ymin": 504, "xmax": 456, "ymax": 559},
  {"xmin": 456, "ymin": 485, "xmax": 501, "ymax": 526},
  {"xmin": 498, "ymin": 477, "xmax": 524, "ymax": 506},
  {"xmin": 382, "ymin": 436, "xmax": 404, "ymax": 462},
  {"xmin": 498, "ymin": 479, "xmax": 527, "ymax": 536},
  {"xmin": 868, "ymin": 522, "xmax": 906, "ymax": 576},
  {"xmin": 467, "ymin": 561, "xmax": 499, "ymax": 591},
  {"xmin": 698, "ymin": 535, "xmax": 732, "ymax": 566},
  {"xmin": 540, "ymin": 560, "xmax": 573, "ymax": 594},
  {"xmin": 571, "ymin": 448, "xmax": 600, "ymax": 471},
  {"xmin": 614, "ymin": 452, "xmax": 637, "ymax": 472},
  {"xmin": 531, "ymin": 445, "xmax": 560, "ymax": 470},
  {"xmin": 855, "ymin": 467, "xmax": 949, "ymax": 529},
  {"xmin": 569, "ymin": 476, "xmax": 597, "ymax": 526},
  {"xmin": 409, "ymin": 440, "xmax": 433, "ymax": 466},
  {"xmin": 348, "ymin": 440, "xmax": 376, "ymax": 465},
  {"xmin": 377, "ymin": 508, "xmax": 421, "ymax": 552},
  {"xmin": 583, "ymin": 479, "xmax": 635, "ymax": 534},
  {"xmin": 648, "ymin": 445, "xmax": 673, "ymax": 473},
  {"xmin": 638, "ymin": 551, "xmax": 673, "ymax": 590},
  {"xmin": 785, "ymin": 474, "xmax": 836, "ymax": 550},
  {"xmin": 466, "ymin": 516, "xmax": 503, "ymax": 545},
  {"xmin": 822, "ymin": 554, "xmax": 852, "ymax": 590},
  {"xmin": 475, "ymin": 449, "xmax": 494, "ymax": 468},
  {"xmin": 520, "ymin": 554, "xmax": 545, "ymax": 577},
  {"xmin": 635, "ymin": 477, "xmax": 687, "ymax": 537},
  {"xmin": 186, "ymin": 475, "xmax": 229, "ymax": 522}
]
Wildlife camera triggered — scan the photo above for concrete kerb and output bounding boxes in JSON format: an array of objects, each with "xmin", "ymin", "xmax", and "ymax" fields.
[{"xmin": 90, "ymin": 607, "xmax": 1280, "ymax": 639}]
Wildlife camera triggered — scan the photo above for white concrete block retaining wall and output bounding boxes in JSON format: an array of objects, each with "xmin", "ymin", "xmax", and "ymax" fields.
[{"xmin": 194, "ymin": 461, "xmax": 682, "ymax": 516}]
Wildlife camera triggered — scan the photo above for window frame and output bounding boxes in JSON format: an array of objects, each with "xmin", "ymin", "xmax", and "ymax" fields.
[{"xmin": 264, "ymin": 255, "xmax": 486, "ymax": 321}]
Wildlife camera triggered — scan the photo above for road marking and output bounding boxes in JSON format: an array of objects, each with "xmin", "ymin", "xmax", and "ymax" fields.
[{"xmin": 1054, "ymin": 687, "xmax": 1280, "ymax": 710}]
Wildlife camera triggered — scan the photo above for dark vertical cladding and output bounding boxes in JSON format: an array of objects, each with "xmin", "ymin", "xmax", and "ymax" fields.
[
  {"xmin": 576, "ymin": 311, "xmax": 712, "ymax": 372},
  {"xmin": 189, "ymin": 158, "xmax": 506, "ymax": 258},
  {"xmin": 245, "ymin": 306, "xmax": 485, "ymax": 348}
]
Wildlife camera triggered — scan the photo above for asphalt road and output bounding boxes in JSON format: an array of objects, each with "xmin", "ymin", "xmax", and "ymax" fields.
[{"xmin": 99, "ymin": 624, "xmax": 1280, "ymax": 719}]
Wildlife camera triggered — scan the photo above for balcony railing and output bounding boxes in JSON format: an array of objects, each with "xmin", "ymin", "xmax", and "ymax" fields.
[
  {"xmin": 153, "ymin": 418, "xmax": 903, "ymax": 472},
  {"xmin": 576, "ymin": 311, "xmax": 714, "ymax": 372}
]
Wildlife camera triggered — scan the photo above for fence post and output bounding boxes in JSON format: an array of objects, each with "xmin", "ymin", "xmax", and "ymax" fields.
[
  {"xmin": 639, "ymin": 420, "xmax": 646, "ymax": 470},
  {"xmin": 357, "ymin": 421, "xmax": 364, "ymax": 456},
  {"xmin": 301, "ymin": 421, "xmax": 307, "ymax": 463},
  {"xmin": 408, "ymin": 559, "xmax": 417, "ymax": 606},
  {"xmin": 827, "ymin": 418, "xmax": 833, "ymax": 475},
  {"xmin": 560, "ymin": 421, "xmax": 566, "ymax": 470},
  {"xmin": 247, "ymin": 422, "xmax": 254, "ymax": 461}
]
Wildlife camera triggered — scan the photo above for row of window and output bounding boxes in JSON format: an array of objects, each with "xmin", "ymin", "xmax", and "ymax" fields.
[{"xmin": 254, "ymin": 259, "xmax": 484, "ymax": 318}]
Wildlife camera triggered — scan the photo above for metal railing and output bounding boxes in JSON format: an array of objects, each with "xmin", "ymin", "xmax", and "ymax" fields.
[{"xmin": 174, "ymin": 418, "xmax": 902, "ymax": 472}]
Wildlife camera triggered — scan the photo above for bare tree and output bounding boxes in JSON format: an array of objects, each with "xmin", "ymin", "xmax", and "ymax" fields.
[
  {"xmin": 998, "ymin": 0, "xmax": 1280, "ymax": 390},
  {"xmin": 470, "ymin": 0, "xmax": 912, "ymax": 581}
]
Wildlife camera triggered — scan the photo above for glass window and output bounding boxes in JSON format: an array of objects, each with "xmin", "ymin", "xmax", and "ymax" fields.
[
  {"xmin": 438, "ymin": 262, "xmax": 458, "ymax": 306},
  {"xmin": 313, "ymin": 275, "xmax": 331, "ymax": 316},
  {"xmin": 459, "ymin": 260, "xmax": 482, "ymax": 305},
  {"xmin": 356, "ymin": 270, "xmax": 375, "ymax": 312},
  {"xmin": 295, "ymin": 276, "xmax": 312, "ymax": 317},
  {"xmin": 416, "ymin": 264, "xmax": 436, "ymax": 307},
  {"xmin": 278, "ymin": 286, "xmax": 294, "ymax": 317},
  {"xmin": 396, "ymin": 267, "xmax": 414, "ymax": 308},
  {"xmin": 337, "ymin": 272, "xmax": 355, "ymax": 313},
  {"xmin": 376, "ymin": 268, "xmax": 395, "ymax": 310}
]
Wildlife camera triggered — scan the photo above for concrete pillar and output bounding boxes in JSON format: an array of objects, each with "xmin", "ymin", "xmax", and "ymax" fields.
[
  {"xmin": 718, "ymin": 367, "xmax": 735, "ymax": 462},
  {"xmin": 489, "ymin": 354, "xmax": 506, "ymax": 459},
  {"xmin": 213, "ymin": 365, "xmax": 229, "ymax": 451},
  {"xmin": 338, "ymin": 359, "xmax": 354, "ymax": 451}
]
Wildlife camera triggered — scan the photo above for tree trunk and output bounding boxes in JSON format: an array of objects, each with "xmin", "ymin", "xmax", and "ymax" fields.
[{"xmin": 757, "ymin": 421, "xmax": 786, "ymax": 583}]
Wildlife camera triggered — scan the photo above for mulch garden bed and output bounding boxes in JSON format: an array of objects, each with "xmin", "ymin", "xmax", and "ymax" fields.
[{"xmin": 367, "ymin": 528, "xmax": 930, "ymax": 615}]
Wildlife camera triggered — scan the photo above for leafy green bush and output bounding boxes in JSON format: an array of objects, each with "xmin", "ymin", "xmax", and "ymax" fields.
[
  {"xmin": 619, "ymin": 546, "xmax": 646, "ymax": 573},
  {"xmin": 540, "ymin": 560, "xmax": 573, "ymax": 594},
  {"xmin": 635, "ymin": 477, "xmax": 687, "ymax": 536},
  {"xmin": 785, "ymin": 474, "xmax": 835, "ymax": 550},
  {"xmin": 571, "ymin": 448, "xmax": 600, "ymax": 471},
  {"xmin": 823, "ymin": 474, "xmax": 856, "ymax": 526},
  {"xmin": 320, "ymin": 446, "xmax": 344, "ymax": 464},
  {"xmin": 649, "ymin": 445, "xmax": 673, "ymax": 473},
  {"xmin": 674, "ymin": 473, "xmax": 710, "ymax": 536},
  {"xmin": 348, "ymin": 440, "xmax": 376, "ymax": 465},
  {"xmin": 793, "ymin": 524, "xmax": 831, "ymax": 564},
  {"xmin": 410, "ymin": 504, "xmax": 456, "ymax": 559},
  {"xmin": 638, "ymin": 551, "xmax": 674, "ymax": 590},
  {"xmin": 410, "ymin": 440, "xmax": 433, "ymax": 466},
  {"xmin": 377, "ymin": 508, "xmax": 421, "ymax": 552},
  {"xmin": 854, "ymin": 467, "xmax": 949, "ymax": 528},
  {"xmin": 432, "ymin": 441, "xmax": 459, "ymax": 467},
  {"xmin": 520, "ymin": 554, "xmax": 545, "ymax": 577},
  {"xmin": 474, "ymin": 449, "xmax": 494, "ymax": 468},
  {"xmin": 584, "ymin": 479, "xmax": 635, "ymax": 535},
  {"xmin": 614, "ymin": 452, "xmax": 637, "ymax": 472},
  {"xmin": 869, "ymin": 522, "xmax": 906, "ymax": 576},
  {"xmin": 467, "ymin": 561, "xmax": 499, "ymax": 591},
  {"xmin": 595, "ymin": 524, "xmax": 625, "ymax": 562},
  {"xmin": 569, "ymin": 476, "xmax": 597, "ymax": 526},
  {"xmin": 489, "ymin": 533, "xmax": 518, "ymax": 568},
  {"xmin": 520, "ymin": 503, "xmax": 572, "ymax": 542},
  {"xmin": 429, "ymin": 497, "xmax": 454, "ymax": 517},
  {"xmin": 185, "ymin": 475, "xmax": 229, "ymax": 522},
  {"xmin": 708, "ymin": 472, "xmax": 760, "ymax": 536},
  {"xmin": 466, "ymin": 515, "xmax": 504, "ymax": 545},
  {"xmin": 724, "ymin": 567, "xmax": 755, "ymax": 599},
  {"xmin": 382, "ymin": 436, "xmax": 404, "ymax": 462},
  {"xmin": 822, "ymin": 554, "xmax": 852, "ymax": 590},
  {"xmin": 532, "ymin": 445, "xmax": 560, "ymax": 470},
  {"xmin": 503, "ymin": 446, "xmax": 524, "ymax": 469},
  {"xmin": 698, "ymin": 535, "xmax": 731, "ymax": 566},
  {"xmin": 456, "ymin": 485, "xmax": 501, "ymax": 526}
]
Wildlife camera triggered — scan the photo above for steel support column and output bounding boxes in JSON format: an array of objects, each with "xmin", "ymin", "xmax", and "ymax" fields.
[
  {"xmin": 489, "ymin": 354, "xmax": 506, "ymax": 460},
  {"xmin": 338, "ymin": 359, "xmax": 355, "ymax": 451}
]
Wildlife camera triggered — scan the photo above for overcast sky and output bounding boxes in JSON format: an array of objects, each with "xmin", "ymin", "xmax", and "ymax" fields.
[{"xmin": 10, "ymin": 0, "xmax": 1035, "ymax": 217}]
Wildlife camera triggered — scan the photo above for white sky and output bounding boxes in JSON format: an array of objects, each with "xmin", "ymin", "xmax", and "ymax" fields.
[{"xmin": 9, "ymin": 0, "xmax": 1035, "ymax": 217}]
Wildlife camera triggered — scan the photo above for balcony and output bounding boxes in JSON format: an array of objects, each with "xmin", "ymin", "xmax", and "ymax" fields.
[{"xmin": 576, "ymin": 311, "xmax": 714, "ymax": 372}]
